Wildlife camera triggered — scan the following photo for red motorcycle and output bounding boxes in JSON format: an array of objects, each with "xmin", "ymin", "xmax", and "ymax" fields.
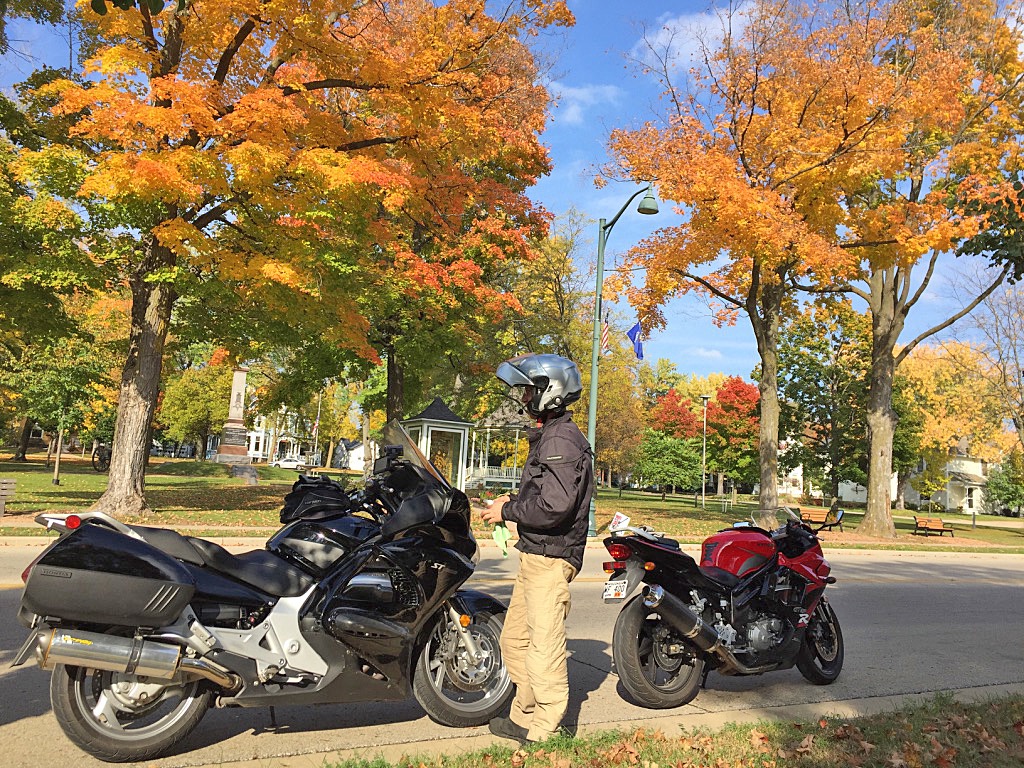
[{"xmin": 602, "ymin": 508, "xmax": 843, "ymax": 708}]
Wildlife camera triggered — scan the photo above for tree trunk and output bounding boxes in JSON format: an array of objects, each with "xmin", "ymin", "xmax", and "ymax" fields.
[
  {"xmin": 13, "ymin": 417, "xmax": 32, "ymax": 460},
  {"xmin": 92, "ymin": 237, "xmax": 177, "ymax": 518},
  {"xmin": 52, "ymin": 428, "xmax": 64, "ymax": 485},
  {"xmin": 895, "ymin": 469, "xmax": 911, "ymax": 510},
  {"xmin": 386, "ymin": 349, "xmax": 404, "ymax": 423},
  {"xmin": 45, "ymin": 434, "xmax": 53, "ymax": 468},
  {"xmin": 752, "ymin": 289, "xmax": 782, "ymax": 529},
  {"xmin": 859, "ymin": 341, "xmax": 898, "ymax": 537}
]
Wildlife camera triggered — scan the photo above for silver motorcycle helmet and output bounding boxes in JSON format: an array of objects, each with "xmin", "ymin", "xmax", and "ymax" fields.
[{"xmin": 495, "ymin": 353, "xmax": 583, "ymax": 418}]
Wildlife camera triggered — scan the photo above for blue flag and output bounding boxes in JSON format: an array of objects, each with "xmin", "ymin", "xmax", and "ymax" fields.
[{"xmin": 626, "ymin": 322, "xmax": 644, "ymax": 361}]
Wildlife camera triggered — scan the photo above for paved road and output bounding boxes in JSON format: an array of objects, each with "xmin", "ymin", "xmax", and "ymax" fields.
[{"xmin": 2, "ymin": 546, "xmax": 1023, "ymax": 767}]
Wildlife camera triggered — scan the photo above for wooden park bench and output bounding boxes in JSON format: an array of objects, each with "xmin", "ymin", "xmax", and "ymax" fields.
[
  {"xmin": 800, "ymin": 508, "xmax": 844, "ymax": 531},
  {"xmin": 913, "ymin": 516, "xmax": 955, "ymax": 537},
  {"xmin": 0, "ymin": 478, "xmax": 15, "ymax": 521}
]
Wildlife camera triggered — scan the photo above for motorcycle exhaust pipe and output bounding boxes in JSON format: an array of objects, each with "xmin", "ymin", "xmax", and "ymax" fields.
[
  {"xmin": 641, "ymin": 585, "xmax": 776, "ymax": 675},
  {"xmin": 34, "ymin": 628, "xmax": 241, "ymax": 691}
]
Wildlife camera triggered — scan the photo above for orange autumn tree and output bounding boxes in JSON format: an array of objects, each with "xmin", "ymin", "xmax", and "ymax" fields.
[
  {"xmin": 608, "ymin": 0, "xmax": 1024, "ymax": 534},
  {"xmin": 23, "ymin": 0, "xmax": 571, "ymax": 517}
]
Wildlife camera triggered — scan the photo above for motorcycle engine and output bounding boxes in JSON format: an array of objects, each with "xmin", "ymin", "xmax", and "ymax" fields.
[{"xmin": 745, "ymin": 616, "xmax": 785, "ymax": 651}]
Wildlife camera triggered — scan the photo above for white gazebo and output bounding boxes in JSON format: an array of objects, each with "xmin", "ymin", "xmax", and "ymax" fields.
[{"xmin": 402, "ymin": 398, "xmax": 473, "ymax": 491}]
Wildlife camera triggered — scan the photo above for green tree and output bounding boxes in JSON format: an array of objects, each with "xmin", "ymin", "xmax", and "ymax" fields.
[
  {"xmin": 985, "ymin": 450, "xmax": 1024, "ymax": 516},
  {"xmin": 633, "ymin": 429, "xmax": 701, "ymax": 501},
  {"xmin": 779, "ymin": 303, "xmax": 871, "ymax": 499},
  {"xmin": 14, "ymin": 337, "xmax": 108, "ymax": 483},
  {"xmin": 159, "ymin": 364, "xmax": 232, "ymax": 460}
]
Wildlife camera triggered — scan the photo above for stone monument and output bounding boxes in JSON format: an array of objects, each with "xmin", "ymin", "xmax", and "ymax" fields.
[{"xmin": 216, "ymin": 366, "xmax": 251, "ymax": 464}]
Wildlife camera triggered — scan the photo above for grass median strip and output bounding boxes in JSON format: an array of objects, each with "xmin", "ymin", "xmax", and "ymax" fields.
[{"xmin": 328, "ymin": 693, "xmax": 1024, "ymax": 768}]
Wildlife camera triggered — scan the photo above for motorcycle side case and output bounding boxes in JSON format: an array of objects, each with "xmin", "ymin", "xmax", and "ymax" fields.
[
  {"xmin": 22, "ymin": 524, "xmax": 196, "ymax": 627},
  {"xmin": 700, "ymin": 528, "xmax": 775, "ymax": 578}
]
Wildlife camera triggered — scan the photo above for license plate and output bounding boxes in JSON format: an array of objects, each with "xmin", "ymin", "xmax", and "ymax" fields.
[{"xmin": 602, "ymin": 578, "xmax": 629, "ymax": 600}]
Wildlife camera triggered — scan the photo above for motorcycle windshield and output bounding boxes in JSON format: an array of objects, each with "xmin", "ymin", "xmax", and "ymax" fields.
[{"xmin": 381, "ymin": 420, "xmax": 451, "ymax": 489}]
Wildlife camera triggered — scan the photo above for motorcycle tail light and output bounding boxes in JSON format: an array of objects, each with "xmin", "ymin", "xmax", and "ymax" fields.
[
  {"xmin": 21, "ymin": 551, "xmax": 45, "ymax": 583},
  {"xmin": 602, "ymin": 561, "xmax": 622, "ymax": 573},
  {"xmin": 606, "ymin": 543, "xmax": 632, "ymax": 561}
]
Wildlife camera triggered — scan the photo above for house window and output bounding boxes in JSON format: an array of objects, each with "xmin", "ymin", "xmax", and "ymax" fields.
[
  {"xmin": 967, "ymin": 487, "xmax": 975, "ymax": 509},
  {"xmin": 981, "ymin": 460, "xmax": 988, "ymax": 476}
]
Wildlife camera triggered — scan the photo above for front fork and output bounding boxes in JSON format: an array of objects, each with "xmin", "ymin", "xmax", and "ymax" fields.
[{"xmin": 444, "ymin": 601, "xmax": 483, "ymax": 665}]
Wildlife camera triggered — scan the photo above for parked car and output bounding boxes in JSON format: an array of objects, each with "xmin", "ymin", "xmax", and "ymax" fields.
[{"xmin": 270, "ymin": 457, "xmax": 306, "ymax": 470}]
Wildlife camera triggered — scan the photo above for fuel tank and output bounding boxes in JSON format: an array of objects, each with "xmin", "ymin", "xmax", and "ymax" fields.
[
  {"xmin": 266, "ymin": 515, "xmax": 381, "ymax": 575},
  {"xmin": 699, "ymin": 528, "xmax": 776, "ymax": 579}
]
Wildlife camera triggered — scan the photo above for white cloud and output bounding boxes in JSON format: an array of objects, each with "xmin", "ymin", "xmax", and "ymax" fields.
[
  {"xmin": 630, "ymin": 4, "xmax": 752, "ymax": 76},
  {"xmin": 548, "ymin": 82, "xmax": 624, "ymax": 126},
  {"xmin": 691, "ymin": 347, "xmax": 724, "ymax": 359}
]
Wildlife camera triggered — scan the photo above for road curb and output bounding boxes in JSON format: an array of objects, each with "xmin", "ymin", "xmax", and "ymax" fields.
[{"xmin": 179, "ymin": 682, "xmax": 1024, "ymax": 768}]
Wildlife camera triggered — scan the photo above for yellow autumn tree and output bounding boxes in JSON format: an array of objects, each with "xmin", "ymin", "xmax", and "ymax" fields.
[{"xmin": 20, "ymin": 0, "xmax": 572, "ymax": 516}]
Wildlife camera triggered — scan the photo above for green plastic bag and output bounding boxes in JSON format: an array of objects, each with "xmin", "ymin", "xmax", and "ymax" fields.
[{"xmin": 491, "ymin": 522, "xmax": 512, "ymax": 557}]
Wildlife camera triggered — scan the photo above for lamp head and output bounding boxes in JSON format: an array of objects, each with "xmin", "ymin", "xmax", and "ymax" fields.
[
  {"xmin": 637, "ymin": 187, "xmax": 659, "ymax": 215},
  {"xmin": 701, "ymin": 394, "xmax": 711, "ymax": 405}
]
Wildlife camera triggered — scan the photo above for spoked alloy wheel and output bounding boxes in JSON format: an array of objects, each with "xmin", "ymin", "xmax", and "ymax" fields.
[
  {"xmin": 796, "ymin": 599, "xmax": 844, "ymax": 684},
  {"xmin": 613, "ymin": 594, "xmax": 705, "ymax": 709},
  {"xmin": 50, "ymin": 663, "xmax": 212, "ymax": 762},
  {"xmin": 412, "ymin": 611, "xmax": 513, "ymax": 727}
]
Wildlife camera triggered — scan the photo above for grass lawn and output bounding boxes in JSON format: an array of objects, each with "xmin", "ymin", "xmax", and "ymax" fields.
[
  {"xmin": 2, "ymin": 459, "xmax": 1022, "ymax": 550},
  {"xmin": 327, "ymin": 692, "xmax": 1024, "ymax": 768}
]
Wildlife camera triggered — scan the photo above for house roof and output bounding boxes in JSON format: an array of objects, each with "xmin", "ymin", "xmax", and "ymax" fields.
[
  {"xmin": 406, "ymin": 397, "xmax": 473, "ymax": 425},
  {"xmin": 948, "ymin": 470, "xmax": 986, "ymax": 486}
]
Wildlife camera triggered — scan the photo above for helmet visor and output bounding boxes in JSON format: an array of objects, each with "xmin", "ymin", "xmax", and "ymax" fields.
[{"xmin": 496, "ymin": 360, "xmax": 534, "ymax": 388}]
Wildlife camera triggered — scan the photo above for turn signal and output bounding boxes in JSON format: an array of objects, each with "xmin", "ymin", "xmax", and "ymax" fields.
[
  {"xmin": 459, "ymin": 614, "xmax": 472, "ymax": 628},
  {"xmin": 644, "ymin": 562, "xmax": 656, "ymax": 571},
  {"xmin": 606, "ymin": 543, "xmax": 632, "ymax": 561}
]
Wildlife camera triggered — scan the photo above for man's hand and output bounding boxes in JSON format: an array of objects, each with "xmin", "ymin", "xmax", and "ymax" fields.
[{"xmin": 479, "ymin": 494, "xmax": 511, "ymax": 524}]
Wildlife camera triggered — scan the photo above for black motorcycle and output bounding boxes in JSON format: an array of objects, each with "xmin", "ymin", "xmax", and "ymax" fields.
[{"xmin": 12, "ymin": 421, "xmax": 511, "ymax": 762}]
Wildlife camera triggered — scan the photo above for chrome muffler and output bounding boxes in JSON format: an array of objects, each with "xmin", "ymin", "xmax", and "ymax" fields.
[{"xmin": 34, "ymin": 628, "xmax": 241, "ymax": 691}]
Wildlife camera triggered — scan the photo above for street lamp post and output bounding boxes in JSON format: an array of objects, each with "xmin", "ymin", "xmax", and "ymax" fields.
[
  {"xmin": 587, "ymin": 184, "xmax": 659, "ymax": 536},
  {"xmin": 701, "ymin": 394, "xmax": 710, "ymax": 509}
]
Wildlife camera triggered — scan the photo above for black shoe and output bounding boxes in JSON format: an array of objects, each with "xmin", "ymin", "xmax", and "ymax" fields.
[{"xmin": 488, "ymin": 717, "xmax": 532, "ymax": 744}]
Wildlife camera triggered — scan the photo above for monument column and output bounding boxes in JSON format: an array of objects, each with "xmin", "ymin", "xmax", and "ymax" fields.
[{"xmin": 216, "ymin": 366, "xmax": 250, "ymax": 464}]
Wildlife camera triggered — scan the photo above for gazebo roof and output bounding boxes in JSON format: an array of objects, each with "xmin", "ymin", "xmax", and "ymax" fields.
[{"xmin": 406, "ymin": 397, "xmax": 473, "ymax": 425}]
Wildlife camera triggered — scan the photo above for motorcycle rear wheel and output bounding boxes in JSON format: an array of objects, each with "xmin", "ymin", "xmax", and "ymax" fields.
[
  {"xmin": 796, "ymin": 600, "xmax": 844, "ymax": 684},
  {"xmin": 50, "ymin": 663, "xmax": 213, "ymax": 762},
  {"xmin": 613, "ymin": 594, "xmax": 705, "ymax": 709},
  {"xmin": 412, "ymin": 610, "xmax": 513, "ymax": 727}
]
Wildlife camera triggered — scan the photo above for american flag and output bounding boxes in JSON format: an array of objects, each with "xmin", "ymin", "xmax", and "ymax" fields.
[{"xmin": 600, "ymin": 312, "xmax": 611, "ymax": 356}]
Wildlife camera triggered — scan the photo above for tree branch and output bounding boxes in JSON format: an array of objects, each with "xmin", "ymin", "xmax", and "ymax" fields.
[
  {"xmin": 894, "ymin": 263, "xmax": 1010, "ymax": 367},
  {"xmin": 214, "ymin": 18, "xmax": 259, "ymax": 84},
  {"xmin": 671, "ymin": 268, "xmax": 745, "ymax": 310}
]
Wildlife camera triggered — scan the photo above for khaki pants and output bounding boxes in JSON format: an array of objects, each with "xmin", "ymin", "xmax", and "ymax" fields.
[{"xmin": 500, "ymin": 551, "xmax": 577, "ymax": 741}]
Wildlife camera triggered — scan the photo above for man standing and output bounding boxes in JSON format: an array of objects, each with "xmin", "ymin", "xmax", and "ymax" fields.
[{"xmin": 481, "ymin": 353, "xmax": 595, "ymax": 744}]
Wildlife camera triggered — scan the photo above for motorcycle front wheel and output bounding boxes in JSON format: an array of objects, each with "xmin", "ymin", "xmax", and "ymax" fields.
[
  {"xmin": 50, "ymin": 663, "xmax": 213, "ymax": 762},
  {"xmin": 612, "ymin": 594, "xmax": 705, "ymax": 709},
  {"xmin": 796, "ymin": 599, "xmax": 844, "ymax": 684},
  {"xmin": 412, "ymin": 610, "xmax": 513, "ymax": 727}
]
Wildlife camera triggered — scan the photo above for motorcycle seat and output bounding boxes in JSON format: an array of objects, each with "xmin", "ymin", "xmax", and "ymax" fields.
[{"xmin": 130, "ymin": 525, "xmax": 314, "ymax": 597}]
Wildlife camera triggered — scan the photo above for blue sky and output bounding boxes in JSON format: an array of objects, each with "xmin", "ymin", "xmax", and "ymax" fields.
[{"xmin": 1, "ymin": 1, "xmax": 976, "ymax": 382}]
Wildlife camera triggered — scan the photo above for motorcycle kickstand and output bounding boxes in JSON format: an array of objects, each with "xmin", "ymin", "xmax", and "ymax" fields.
[
  {"xmin": 445, "ymin": 602, "xmax": 483, "ymax": 665},
  {"xmin": 700, "ymin": 667, "xmax": 710, "ymax": 689}
]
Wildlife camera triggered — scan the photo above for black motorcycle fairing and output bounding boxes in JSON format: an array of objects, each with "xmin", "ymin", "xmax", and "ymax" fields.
[{"xmin": 22, "ymin": 523, "xmax": 196, "ymax": 627}]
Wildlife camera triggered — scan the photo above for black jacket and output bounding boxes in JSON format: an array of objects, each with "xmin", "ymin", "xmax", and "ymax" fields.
[{"xmin": 501, "ymin": 411, "xmax": 594, "ymax": 572}]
